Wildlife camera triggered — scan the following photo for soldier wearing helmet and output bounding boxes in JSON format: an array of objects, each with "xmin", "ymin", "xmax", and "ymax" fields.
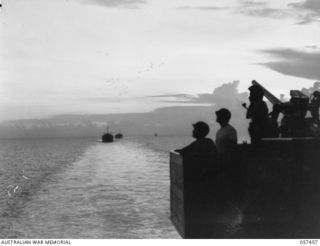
[{"xmin": 175, "ymin": 121, "xmax": 217, "ymax": 156}]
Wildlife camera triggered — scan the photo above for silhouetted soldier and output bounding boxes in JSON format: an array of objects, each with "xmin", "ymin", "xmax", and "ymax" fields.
[
  {"xmin": 215, "ymin": 108, "xmax": 238, "ymax": 154},
  {"xmin": 175, "ymin": 122, "xmax": 218, "ymax": 194},
  {"xmin": 310, "ymin": 91, "xmax": 320, "ymax": 125},
  {"xmin": 175, "ymin": 121, "xmax": 217, "ymax": 157},
  {"xmin": 242, "ymin": 82, "xmax": 269, "ymax": 144},
  {"xmin": 215, "ymin": 109, "xmax": 243, "ymax": 205}
]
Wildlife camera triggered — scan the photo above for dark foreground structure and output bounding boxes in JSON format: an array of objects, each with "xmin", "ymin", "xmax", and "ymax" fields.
[
  {"xmin": 170, "ymin": 138, "xmax": 320, "ymax": 238},
  {"xmin": 170, "ymin": 81, "xmax": 320, "ymax": 238}
]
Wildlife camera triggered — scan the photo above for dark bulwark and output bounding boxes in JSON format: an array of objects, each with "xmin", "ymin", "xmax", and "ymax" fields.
[{"xmin": 170, "ymin": 138, "xmax": 320, "ymax": 238}]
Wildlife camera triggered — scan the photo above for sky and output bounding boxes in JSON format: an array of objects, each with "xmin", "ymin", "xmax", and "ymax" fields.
[{"xmin": 0, "ymin": 0, "xmax": 320, "ymax": 121}]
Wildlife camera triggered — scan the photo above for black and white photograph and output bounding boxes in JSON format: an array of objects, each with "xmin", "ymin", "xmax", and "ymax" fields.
[{"xmin": 0, "ymin": 0, "xmax": 320, "ymax": 242}]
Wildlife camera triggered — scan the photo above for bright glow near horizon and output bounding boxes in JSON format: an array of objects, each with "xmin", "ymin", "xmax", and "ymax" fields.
[{"xmin": 0, "ymin": 0, "xmax": 319, "ymax": 120}]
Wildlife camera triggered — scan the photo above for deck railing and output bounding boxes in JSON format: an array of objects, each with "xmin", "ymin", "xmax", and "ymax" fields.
[{"xmin": 169, "ymin": 139, "xmax": 320, "ymax": 238}]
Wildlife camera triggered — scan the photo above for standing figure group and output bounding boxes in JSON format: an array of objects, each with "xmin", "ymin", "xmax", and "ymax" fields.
[
  {"xmin": 175, "ymin": 107, "xmax": 238, "ymax": 156},
  {"xmin": 176, "ymin": 80, "xmax": 273, "ymax": 156}
]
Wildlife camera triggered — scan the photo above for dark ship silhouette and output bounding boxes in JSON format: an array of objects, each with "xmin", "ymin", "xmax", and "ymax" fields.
[
  {"xmin": 101, "ymin": 127, "xmax": 113, "ymax": 143},
  {"xmin": 170, "ymin": 81, "xmax": 320, "ymax": 238},
  {"xmin": 115, "ymin": 131, "xmax": 123, "ymax": 139}
]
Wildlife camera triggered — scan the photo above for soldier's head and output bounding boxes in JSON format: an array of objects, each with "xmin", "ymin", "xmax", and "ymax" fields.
[
  {"xmin": 192, "ymin": 121, "xmax": 210, "ymax": 139},
  {"xmin": 249, "ymin": 84, "xmax": 264, "ymax": 102},
  {"xmin": 215, "ymin": 108, "xmax": 231, "ymax": 126}
]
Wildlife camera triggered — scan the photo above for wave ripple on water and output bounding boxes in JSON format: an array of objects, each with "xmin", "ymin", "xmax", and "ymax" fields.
[{"xmin": 0, "ymin": 137, "xmax": 183, "ymax": 238}]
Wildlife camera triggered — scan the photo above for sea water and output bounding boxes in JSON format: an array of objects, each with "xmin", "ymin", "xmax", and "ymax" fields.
[{"xmin": 0, "ymin": 136, "xmax": 192, "ymax": 238}]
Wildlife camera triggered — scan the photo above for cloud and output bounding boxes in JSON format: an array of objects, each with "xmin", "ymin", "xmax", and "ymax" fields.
[
  {"xmin": 78, "ymin": 0, "xmax": 147, "ymax": 8},
  {"xmin": 289, "ymin": 0, "xmax": 320, "ymax": 24},
  {"xmin": 177, "ymin": 6, "xmax": 228, "ymax": 11},
  {"xmin": 80, "ymin": 97, "xmax": 129, "ymax": 103},
  {"xmin": 234, "ymin": 0, "xmax": 320, "ymax": 24},
  {"xmin": 289, "ymin": 0, "xmax": 320, "ymax": 14},
  {"xmin": 148, "ymin": 94, "xmax": 194, "ymax": 99},
  {"xmin": 240, "ymin": 0, "xmax": 268, "ymax": 6},
  {"xmin": 237, "ymin": 0, "xmax": 268, "ymax": 9},
  {"xmin": 181, "ymin": 0, "xmax": 317, "ymax": 24},
  {"xmin": 150, "ymin": 81, "xmax": 248, "ymax": 106},
  {"xmin": 148, "ymin": 94, "xmax": 201, "ymax": 103},
  {"xmin": 176, "ymin": 1, "xmax": 296, "ymax": 21},
  {"xmin": 148, "ymin": 93, "xmax": 213, "ymax": 104},
  {"xmin": 236, "ymin": 0, "xmax": 291, "ymax": 19},
  {"xmin": 260, "ymin": 48, "xmax": 320, "ymax": 80},
  {"xmin": 305, "ymin": 45, "xmax": 320, "ymax": 50},
  {"xmin": 238, "ymin": 7, "xmax": 290, "ymax": 18},
  {"xmin": 296, "ymin": 14, "xmax": 318, "ymax": 24}
]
